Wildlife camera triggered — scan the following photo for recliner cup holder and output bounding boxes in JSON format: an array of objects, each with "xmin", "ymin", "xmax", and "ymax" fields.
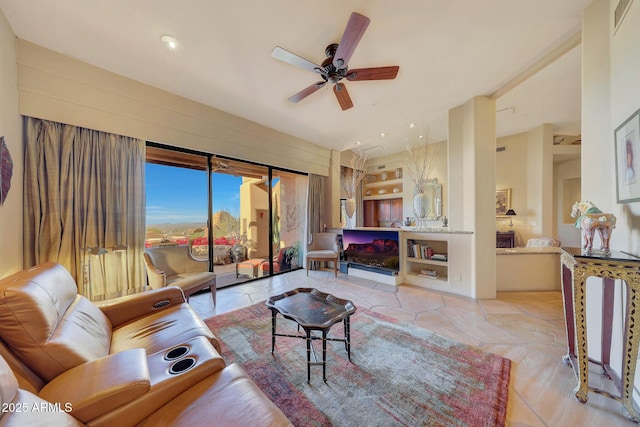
[
  {"xmin": 164, "ymin": 345, "xmax": 190, "ymax": 360},
  {"xmin": 169, "ymin": 357, "xmax": 196, "ymax": 374}
]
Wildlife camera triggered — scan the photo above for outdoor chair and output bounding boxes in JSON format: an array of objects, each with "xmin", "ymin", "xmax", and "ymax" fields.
[
  {"xmin": 143, "ymin": 245, "xmax": 216, "ymax": 304},
  {"xmin": 259, "ymin": 247, "xmax": 292, "ymax": 277}
]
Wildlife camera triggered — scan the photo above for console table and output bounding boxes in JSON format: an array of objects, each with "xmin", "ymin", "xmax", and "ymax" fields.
[
  {"xmin": 560, "ymin": 247, "xmax": 640, "ymax": 422},
  {"xmin": 496, "ymin": 231, "xmax": 515, "ymax": 248}
]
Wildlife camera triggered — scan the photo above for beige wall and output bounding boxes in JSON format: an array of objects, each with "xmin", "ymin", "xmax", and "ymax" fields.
[
  {"xmin": 496, "ymin": 132, "xmax": 528, "ymax": 242},
  {"xmin": 0, "ymin": 12, "xmax": 22, "ymax": 278},
  {"xmin": 582, "ymin": 0, "xmax": 640, "ymax": 399},
  {"xmin": 496, "ymin": 127, "xmax": 578, "ymax": 246},
  {"xmin": 554, "ymin": 159, "xmax": 581, "ymax": 247},
  {"xmin": 16, "ymin": 40, "xmax": 331, "ymax": 177}
]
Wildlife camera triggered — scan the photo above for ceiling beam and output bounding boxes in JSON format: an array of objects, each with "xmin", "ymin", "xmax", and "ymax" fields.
[{"xmin": 491, "ymin": 29, "xmax": 582, "ymax": 100}]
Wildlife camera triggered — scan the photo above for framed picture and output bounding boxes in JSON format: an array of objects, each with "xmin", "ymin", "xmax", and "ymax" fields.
[
  {"xmin": 615, "ymin": 107, "xmax": 640, "ymax": 203},
  {"xmin": 496, "ymin": 188, "xmax": 511, "ymax": 216}
]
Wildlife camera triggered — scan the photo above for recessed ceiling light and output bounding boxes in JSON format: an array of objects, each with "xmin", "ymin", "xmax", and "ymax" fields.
[
  {"xmin": 380, "ymin": 133, "xmax": 386, "ymax": 138},
  {"xmin": 161, "ymin": 35, "xmax": 180, "ymax": 51},
  {"xmin": 418, "ymin": 134, "xmax": 424, "ymax": 139},
  {"xmin": 356, "ymin": 141, "xmax": 361, "ymax": 145},
  {"xmin": 409, "ymin": 123, "xmax": 415, "ymax": 128}
]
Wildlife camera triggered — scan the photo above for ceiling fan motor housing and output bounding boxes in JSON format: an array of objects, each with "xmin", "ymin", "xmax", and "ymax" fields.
[{"xmin": 320, "ymin": 44, "xmax": 347, "ymax": 84}]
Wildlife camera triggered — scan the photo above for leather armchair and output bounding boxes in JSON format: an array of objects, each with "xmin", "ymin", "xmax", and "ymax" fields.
[{"xmin": 143, "ymin": 245, "xmax": 216, "ymax": 304}]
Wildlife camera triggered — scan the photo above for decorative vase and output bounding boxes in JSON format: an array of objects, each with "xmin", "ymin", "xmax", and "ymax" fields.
[
  {"xmin": 344, "ymin": 198, "xmax": 356, "ymax": 217},
  {"xmin": 381, "ymin": 171, "xmax": 388, "ymax": 181},
  {"xmin": 344, "ymin": 198, "xmax": 356, "ymax": 229},
  {"xmin": 395, "ymin": 168, "xmax": 402, "ymax": 179},
  {"xmin": 413, "ymin": 191, "xmax": 430, "ymax": 231}
]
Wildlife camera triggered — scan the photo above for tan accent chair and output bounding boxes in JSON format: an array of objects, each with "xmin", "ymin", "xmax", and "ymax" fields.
[
  {"xmin": 144, "ymin": 245, "xmax": 216, "ymax": 305},
  {"xmin": 306, "ymin": 233, "xmax": 339, "ymax": 276},
  {"xmin": 0, "ymin": 262, "xmax": 292, "ymax": 426}
]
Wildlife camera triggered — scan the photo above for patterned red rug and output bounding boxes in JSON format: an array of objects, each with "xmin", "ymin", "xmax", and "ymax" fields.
[{"xmin": 205, "ymin": 302, "xmax": 510, "ymax": 427}]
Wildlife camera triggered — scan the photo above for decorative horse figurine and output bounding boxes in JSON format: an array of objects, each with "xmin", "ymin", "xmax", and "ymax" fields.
[{"xmin": 571, "ymin": 201, "xmax": 616, "ymax": 254}]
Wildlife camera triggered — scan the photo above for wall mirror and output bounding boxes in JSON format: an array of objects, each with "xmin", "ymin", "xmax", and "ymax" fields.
[{"xmin": 424, "ymin": 179, "xmax": 442, "ymax": 220}]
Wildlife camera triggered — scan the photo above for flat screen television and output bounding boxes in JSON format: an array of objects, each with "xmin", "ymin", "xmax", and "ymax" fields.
[{"xmin": 342, "ymin": 229, "xmax": 400, "ymax": 272}]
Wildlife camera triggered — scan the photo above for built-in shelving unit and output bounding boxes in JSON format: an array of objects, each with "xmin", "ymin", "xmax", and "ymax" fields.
[
  {"xmin": 405, "ymin": 238, "xmax": 448, "ymax": 282},
  {"xmin": 401, "ymin": 231, "xmax": 473, "ymax": 297},
  {"xmin": 362, "ymin": 168, "xmax": 403, "ymax": 227},
  {"xmin": 363, "ymin": 169, "xmax": 403, "ymax": 200}
]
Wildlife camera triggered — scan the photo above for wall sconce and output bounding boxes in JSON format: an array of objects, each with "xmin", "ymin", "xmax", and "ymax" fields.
[{"xmin": 505, "ymin": 209, "xmax": 517, "ymax": 228}]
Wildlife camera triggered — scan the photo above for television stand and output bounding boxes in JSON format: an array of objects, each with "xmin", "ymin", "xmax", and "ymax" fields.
[{"xmin": 346, "ymin": 263, "xmax": 401, "ymax": 286}]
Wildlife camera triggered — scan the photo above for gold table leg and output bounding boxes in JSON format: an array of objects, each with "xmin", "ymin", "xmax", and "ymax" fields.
[
  {"xmin": 620, "ymin": 282, "xmax": 640, "ymax": 422},
  {"xmin": 572, "ymin": 269, "xmax": 589, "ymax": 403}
]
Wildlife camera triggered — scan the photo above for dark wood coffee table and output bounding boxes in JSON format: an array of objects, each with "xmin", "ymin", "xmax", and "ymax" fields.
[{"xmin": 266, "ymin": 288, "xmax": 356, "ymax": 382}]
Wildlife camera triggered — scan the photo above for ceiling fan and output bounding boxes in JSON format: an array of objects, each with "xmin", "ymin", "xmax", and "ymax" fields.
[{"xmin": 271, "ymin": 12, "xmax": 400, "ymax": 111}]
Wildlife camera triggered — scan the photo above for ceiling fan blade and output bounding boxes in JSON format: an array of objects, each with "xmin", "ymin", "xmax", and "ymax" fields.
[
  {"xmin": 272, "ymin": 46, "xmax": 322, "ymax": 73},
  {"xmin": 333, "ymin": 12, "xmax": 370, "ymax": 70},
  {"xmin": 346, "ymin": 66, "xmax": 400, "ymax": 81},
  {"xmin": 288, "ymin": 81, "xmax": 327, "ymax": 103},
  {"xmin": 333, "ymin": 83, "xmax": 354, "ymax": 110}
]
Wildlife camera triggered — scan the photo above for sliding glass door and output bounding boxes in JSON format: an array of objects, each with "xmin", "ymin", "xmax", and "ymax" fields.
[{"xmin": 145, "ymin": 144, "xmax": 308, "ymax": 291}]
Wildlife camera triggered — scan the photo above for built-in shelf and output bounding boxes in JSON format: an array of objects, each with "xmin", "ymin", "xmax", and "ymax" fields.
[
  {"xmin": 405, "ymin": 271, "xmax": 448, "ymax": 282},
  {"xmin": 362, "ymin": 169, "xmax": 403, "ymax": 225},
  {"xmin": 363, "ymin": 170, "xmax": 403, "ymax": 199},
  {"xmin": 406, "ymin": 257, "xmax": 448, "ymax": 267},
  {"xmin": 365, "ymin": 178, "xmax": 402, "ymax": 188},
  {"xmin": 363, "ymin": 193, "xmax": 403, "ymax": 201}
]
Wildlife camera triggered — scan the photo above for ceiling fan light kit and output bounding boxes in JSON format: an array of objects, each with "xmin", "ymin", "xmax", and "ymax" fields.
[{"xmin": 272, "ymin": 12, "xmax": 399, "ymax": 110}]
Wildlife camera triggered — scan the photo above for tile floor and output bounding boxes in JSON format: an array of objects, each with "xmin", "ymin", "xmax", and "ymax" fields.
[{"xmin": 189, "ymin": 269, "xmax": 631, "ymax": 427}]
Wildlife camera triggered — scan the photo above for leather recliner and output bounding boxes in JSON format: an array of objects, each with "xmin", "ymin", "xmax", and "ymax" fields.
[
  {"xmin": 0, "ymin": 262, "xmax": 291, "ymax": 426},
  {"xmin": 0, "ymin": 350, "xmax": 291, "ymax": 426}
]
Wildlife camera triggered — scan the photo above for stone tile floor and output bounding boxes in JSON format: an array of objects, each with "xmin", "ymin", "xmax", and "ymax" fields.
[{"xmin": 189, "ymin": 269, "xmax": 631, "ymax": 427}]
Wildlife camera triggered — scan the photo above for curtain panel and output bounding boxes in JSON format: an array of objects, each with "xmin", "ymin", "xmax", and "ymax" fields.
[
  {"xmin": 307, "ymin": 174, "xmax": 325, "ymax": 238},
  {"xmin": 23, "ymin": 117, "xmax": 146, "ymax": 300}
]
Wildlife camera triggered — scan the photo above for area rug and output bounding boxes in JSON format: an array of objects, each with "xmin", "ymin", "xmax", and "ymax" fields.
[{"xmin": 205, "ymin": 303, "xmax": 510, "ymax": 427}]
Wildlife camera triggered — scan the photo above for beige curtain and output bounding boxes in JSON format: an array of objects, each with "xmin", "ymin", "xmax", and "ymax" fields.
[
  {"xmin": 355, "ymin": 182, "xmax": 363, "ymax": 227},
  {"xmin": 307, "ymin": 174, "xmax": 325, "ymax": 237},
  {"xmin": 23, "ymin": 117, "xmax": 146, "ymax": 300}
]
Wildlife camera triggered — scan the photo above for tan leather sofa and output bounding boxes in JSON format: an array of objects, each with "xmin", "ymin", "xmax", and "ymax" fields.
[
  {"xmin": 0, "ymin": 262, "xmax": 291, "ymax": 426},
  {"xmin": 143, "ymin": 245, "xmax": 217, "ymax": 304}
]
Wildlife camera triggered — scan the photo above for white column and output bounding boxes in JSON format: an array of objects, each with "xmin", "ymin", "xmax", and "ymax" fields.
[{"xmin": 448, "ymin": 96, "xmax": 497, "ymax": 299}]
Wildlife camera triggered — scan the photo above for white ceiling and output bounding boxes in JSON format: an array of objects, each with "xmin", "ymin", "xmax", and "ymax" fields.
[{"xmin": 0, "ymin": 0, "xmax": 589, "ymax": 158}]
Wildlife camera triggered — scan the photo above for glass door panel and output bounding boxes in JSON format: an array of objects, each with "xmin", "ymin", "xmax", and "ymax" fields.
[
  {"xmin": 145, "ymin": 157, "xmax": 209, "ymax": 261},
  {"xmin": 267, "ymin": 169, "xmax": 308, "ymax": 276},
  {"xmin": 211, "ymin": 158, "xmax": 269, "ymax": 286}
]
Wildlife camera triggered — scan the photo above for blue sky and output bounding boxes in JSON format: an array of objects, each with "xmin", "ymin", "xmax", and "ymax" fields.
[{"xmin": 146, "ymin": 163, "xmax": 242, "ymax": 224}]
